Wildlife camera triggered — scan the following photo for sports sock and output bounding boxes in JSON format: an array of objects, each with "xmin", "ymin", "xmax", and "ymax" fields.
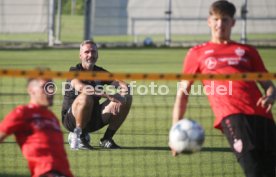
[
  {"xmin": 102, "ymin": 129, "xmax": 117, "ymax": 140},
  {"xmin": 80, "ymin": 131, "xmax": 87, "ymax": 139}
]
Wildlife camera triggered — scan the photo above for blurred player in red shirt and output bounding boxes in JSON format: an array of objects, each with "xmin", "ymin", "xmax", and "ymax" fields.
[
  {"xmin": 171, "ymin": 1, "xmax": 276, "ymax": 177},
  {"xmin": 0, "ymin": 76, "xmax": 74, "ymax": 177}
]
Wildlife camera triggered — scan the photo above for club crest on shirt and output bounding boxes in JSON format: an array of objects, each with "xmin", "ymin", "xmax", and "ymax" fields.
[
  {"xmin": 233, "ymin": 138, "xmax": 243, "ymax": 153},
  {"xmin": 235, "ymin": 48, "xmax": 245, "ymax": 57},
  {"xmin": 205, "ymin": 57, "xmax": 217, "ymax": 69}
]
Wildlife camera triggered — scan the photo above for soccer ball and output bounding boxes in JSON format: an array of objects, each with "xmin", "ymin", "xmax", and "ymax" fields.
[
  {"xmin": 68, "ymin": 132, "xmax": 90, "ymax": 145},
  {"xmin": 143, "ymin": 37, "xmax": 154, "ymax": 46},
  {"xmin": 169, "ymin": 119, "xmax": 205, "ymax": 153}
]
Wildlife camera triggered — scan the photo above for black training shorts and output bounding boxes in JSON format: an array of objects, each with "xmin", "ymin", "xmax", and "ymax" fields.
[
  {"xmin": 221, "ymin": 114, "xmax": 276, "ymax": 159},
  {"xmin": 62, "ymin": 104, "xmax": 105, "ymax": 132}
]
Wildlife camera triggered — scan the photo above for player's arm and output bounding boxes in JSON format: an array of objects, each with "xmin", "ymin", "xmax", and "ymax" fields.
[
  {"xmin": 172, "ymin": 80, "xmax": 193, "ymax": 124},
  {"xmin": 0, "ymin": 107, "xmax": 23, "ymax": 143},
  {"xmin": 173, "ymin": 47, "xmax": 198, "ymax": 124},
  {"xmin": 249, "ymin": 47, "xmax": 276, "ymax": 111},
  {"xmin": 111, "ymin": 80, "xmax": 128, "ymax": 89},
  {"xmin": 71, "ymin": 79, "xmax": 94, "ymax": 94},
  {"xmin": 171, "ymin": 80, "xmax": 193, "ymax": 156},
  {"xmin": 103, "ymin": 80, "xmax": 130, "ymax": 105},
  {"xmin": 257, "ymin": 80, "xmax": 276, "ymax": 112},
  {"xmin": 111, "ymin": 80, "xmax": 129, "ymax": 95},
  {"xmin": 71, "ymin": 78, "xmax": 127, "ymax": 105},
  {"xmin": 71, "ymin": 78, "xmax": 107, "ymax": 98}
]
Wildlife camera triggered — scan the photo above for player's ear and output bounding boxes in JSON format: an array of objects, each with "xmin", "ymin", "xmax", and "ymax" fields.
[
  {"xmin": 79, "ymin": 47, "xmax": 83, "ymax": 60},
  {"xmin": 27, "ymin": 79, "xmax": 33, "ymax": 95},
  {"xmin": 27, "ymin": 84, "xmax": 33, "ymax": 95},
  {"xmin": 207, "ymin": 16, "xmax": 212, "ymax": 28},
  {"xmin": 27, "ymin": 79, "xmax": 37, "ymax": 95}
]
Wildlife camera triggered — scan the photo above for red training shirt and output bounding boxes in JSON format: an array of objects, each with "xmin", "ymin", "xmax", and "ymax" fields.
[
  {"xmin": 0, "ymin": 104, "xmax": 74, "ymax": 177},
  {"xmin": 182, "ymin": 41, "xmax": 273, "ymax": 129}
]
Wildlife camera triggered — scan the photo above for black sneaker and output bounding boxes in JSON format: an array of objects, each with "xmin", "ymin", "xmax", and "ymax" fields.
[
  {"xmin": 99, "ymin": 139, "xmax": 121, "ymax": 149},
  {"xmin": 79, "ymin": 135, "xmax": 93, "ymax": 150}
]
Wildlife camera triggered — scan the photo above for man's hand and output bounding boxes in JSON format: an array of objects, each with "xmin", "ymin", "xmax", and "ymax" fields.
[
  {"xmin": 257, "ymin": 95, "xmax": 275, "ymax": 112},
  {"xmin": 257, "ymin": 80, "xmax": 276, "ymax": 112},
  {"xmin": 105, "ymin": 94, "xmax": 125, "ymax": 115}
]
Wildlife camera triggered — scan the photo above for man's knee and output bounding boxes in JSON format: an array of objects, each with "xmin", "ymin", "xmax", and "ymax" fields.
[
  {"xmin": 74, "ymin": 94, "xmax": 94, "ymax": 108},
  {"xmin": 72, "ymin": 94, "xmax": 94, "ymax": 116}
]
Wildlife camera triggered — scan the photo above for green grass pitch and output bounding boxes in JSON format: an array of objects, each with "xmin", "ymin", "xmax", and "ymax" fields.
[{"xmin": 0, "ymin": 47, "xmax": 276, "ymax": 177}]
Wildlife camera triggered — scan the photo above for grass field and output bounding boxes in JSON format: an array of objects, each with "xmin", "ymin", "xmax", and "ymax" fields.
[{"xmin": 0, "ymin": 47, "xmax": 276, "ymax": 177}]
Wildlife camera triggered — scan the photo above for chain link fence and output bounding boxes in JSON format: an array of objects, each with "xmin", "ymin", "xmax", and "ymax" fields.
[{"xmin": 0, "ymin": 0, "xmax": 276, "ymax": 47}]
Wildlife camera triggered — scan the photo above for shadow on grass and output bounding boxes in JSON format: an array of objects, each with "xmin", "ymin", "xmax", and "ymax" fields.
[
  {"xmin": 202, "ymin": 147, "xmax": 231, "ymax": 152},
  {"xmin": 2, "ymin": 141, "xmax": 232, "ymax": 152},
  {"xmin": 0, "ymin": 174, "xmax": 29, "ymax": 177},
  {"xmin": 115, "ymin": 146, "xmax": 231, "ymax": 152},
  {"xmin": 121, "ymin": 146, "xmax": 170, "ymax": 151}
]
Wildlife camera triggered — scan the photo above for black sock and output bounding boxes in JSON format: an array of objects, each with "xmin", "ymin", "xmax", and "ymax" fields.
[
  {"xmin": 79, "ymin": 131, "xmax": 87, "ymax": 142},
  {"xmin": 80, "ymin": 132, "xmax": 86, "ymax": 139},
  {"xmin": 103, "ymin": 129, "xmax": 117, "ymax": 140}
]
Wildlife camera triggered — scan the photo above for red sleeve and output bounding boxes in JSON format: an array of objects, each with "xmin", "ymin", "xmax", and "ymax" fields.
[
  {"xmin": 182, "ymin": 48, "xmax": 200, "ymax": 74},
  {"xmin": 248, "ymin": 46, "xmax": 268, "ymax": 72},
  {"xmin": 0, "ymin": 106, "xmax": 24, "ymax": 135}
]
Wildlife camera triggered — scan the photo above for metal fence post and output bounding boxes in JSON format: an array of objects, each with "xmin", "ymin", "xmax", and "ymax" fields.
[
  {"xmin": 55, "ymin": 0, "xmax": 62, "ymax": 44},
  {"xmin": 71, "ymin": 0, "xmax": 76, "ymax": 15},
  {"xmin": 84, "ymin": 0, "xmax": 92, "ymax": 40},
  {"xmin": 241, "ymin": 0, "xmax": 248, "ymax": 44},
  {"xmin": 48, "ymin": 0, "xmax": 55, "ymax": 46},
  {"xmin": 165, "ymin": 0, "xmax": 172, "ymax": 46}
]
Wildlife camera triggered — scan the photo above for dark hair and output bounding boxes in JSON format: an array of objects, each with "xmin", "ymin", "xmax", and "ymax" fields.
[{"xmin": 209, "ymin": 0, "xmax": 236, "ymax": 18}]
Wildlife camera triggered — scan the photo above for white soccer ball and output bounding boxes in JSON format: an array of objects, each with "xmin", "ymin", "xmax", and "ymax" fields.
[
  {"xmin": 169, "ymin": 119, "xmax": 205, "ymax": 153},
  {"xmin": 68, "ymin": 132, "xmax": 90, "ymax": 145}
]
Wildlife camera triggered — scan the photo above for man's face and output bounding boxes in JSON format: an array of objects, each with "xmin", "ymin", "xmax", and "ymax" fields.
[
  {"xmin": 208, "ymin": 13, "xmax": 235, "ymax": 41},
  {"xmin": 79, "ymin": 43, "xmax": 98, "ymax": 70},
  {"xmin": 28, "ymin": 79, "xmax": 54, "ymax": 107}
]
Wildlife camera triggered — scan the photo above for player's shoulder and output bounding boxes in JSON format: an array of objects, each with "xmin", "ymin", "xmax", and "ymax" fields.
[
  {"xmin": 15, "ymin": 104, "xmax": 46, "ymax": 113},
  {"xmin": 20, "ymin": 104, "xmax": 56, "ymax": 117},
  {"xmin": 231, "ymin": 41, "xmax": 257, "ymax": 51},
  {"xmin": 190, "ymin": 42, "xmax": 210, "ymax": 51},
  {"xmin": 192, "ymin": 42, "xmax": 209, "ymax": 49},
  {"xmin": 93, "ymin": 65, "xmax": 109, "ymax": 72},
  {"xmin": 9, "ymin": 105, "xmax": 29, "ymax": 117},
  {"xmin": 13, "ymin": 105, "xmax": 27, "ymax": 112},
  {"xmin": 69, "ymin": 63, "xmax": 83, "ymax": 71},
  {"xmin": 187, "ymin": 42, "xmax": 209, "ymax": 55}
]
